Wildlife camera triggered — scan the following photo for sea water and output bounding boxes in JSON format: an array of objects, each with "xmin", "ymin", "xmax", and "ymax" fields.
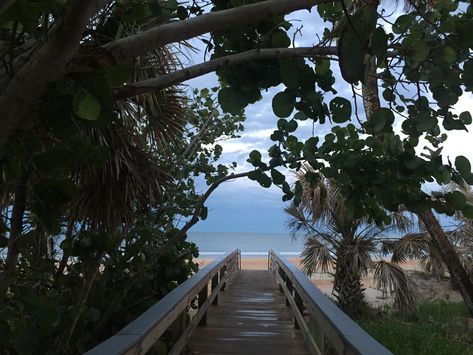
[{"xmin": 187, "ymin": 232, "xmax": 305, "ymax": 258}]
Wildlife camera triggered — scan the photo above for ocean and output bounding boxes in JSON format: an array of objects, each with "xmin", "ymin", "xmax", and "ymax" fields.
[{"xmin": 187, "ymin": 232, "xmax": 305, "ymax": 258}]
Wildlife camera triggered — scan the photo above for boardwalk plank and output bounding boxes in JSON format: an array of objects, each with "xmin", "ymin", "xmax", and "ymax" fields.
[{"xmin": 187, "ymin": 270, "xmax": 310, "ymax": 355}]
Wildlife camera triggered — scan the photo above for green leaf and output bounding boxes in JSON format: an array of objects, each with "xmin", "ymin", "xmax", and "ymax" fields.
[
  {"xmin": 369, "ymin": 108, "xmax": 394, "ymax": 132},
  {"xmin": 257, "ymin": 172, "xmax": 272, "ymax": 188},
  {"xmin": 416, "ymin": 116, "xmax": 437, "ymax": 132},
  {"xmin": 279, "ymin": 60, "xmax": 299, "ymax": 88},
  {"xmin": 462, "ymin": 204, "xmax": 473, "ymax": 218},
  {"xmin": 338, "ymin": 28, "xmax": 365, "ymax": 83},
  {"xmin": 455, "ymin": 155, "xmax": 471, "ymax": 176},
  {"xmin": 459, "ymin": 111, "xmax": 472, "ymax": 125},
  {"xmin": 73, "ymin": 90, "xmax": 101, "ymax": 120},
  {"xmin": 303, "ymin": 137, "xmax": 319, "ymax": 159},
  {"xmin": 84, "ymin": 307, "xmax": 101, "ymax": 322},
  {"xmin": 270, "ymin": 30, "xmax": 291, "ymax": 48},
  {"xmin": 294, "ymin": 111, "xmax": 308, "ymax": 121},
  {"xmin": 33, "ymin": 148, "xmax": 73, "ymax": 175},
  {"xmin": 102, "ymin": 63, "xmax": 133, "ymax": 87},
  {"xmin": 272, "ymin": 91, "xmax": 294, "ymax": 118},
  {"xmin": 446, "ymin": 191, "xmax": 466, "ymax": 210},
  {"xmin": 315, "ymin": 58, "xmax": 330, "ymax": 76},
  {"xmin": 200, "ymin": 206, "xmax": 208, "ymax": 220},
  {"xmin": 411, "ymin": 41, "xmax": 429, "ymax": 65},
  {"xmin": 248, "ymin": 150, "xmax": 262, "ymax": 166},
  {"xmin": 218, "ymin": 87, "xmax": 243, "ymax": 114},
  {"xmin": 371, "ymin": 27, "xmax": 388, "ymax": 59},
  {"xmin": 442, "ymin": 46, "xmax": 457, "ymax": 64},
  {"xmin": 270, "ymin": 169, "xmax": 285, "ymax": 185},
  {"xmin": 286, "ymin": 120, "xmax": 298, "ymax": 133},
  {"xmin": 329, "ymin": 97, "xmax": 352, "ymax": 123},
  {"xmin": 177, "ymin": 6, "xmax": 188, "ymax": 20}
]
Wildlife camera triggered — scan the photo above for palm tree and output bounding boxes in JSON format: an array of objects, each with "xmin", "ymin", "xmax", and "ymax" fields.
[
  {"xmin": 388, "ymin": 186, "xmax": 473, "ymax": 284},
  {"xmin": 286, "ymin": 164, "xmax": 417, "ymax": 317}
]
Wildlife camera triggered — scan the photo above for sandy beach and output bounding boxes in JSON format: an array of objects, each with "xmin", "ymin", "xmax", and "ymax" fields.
[{"xmin": 195, "ymin": 257, "xmax": 463, "ymax": 307}]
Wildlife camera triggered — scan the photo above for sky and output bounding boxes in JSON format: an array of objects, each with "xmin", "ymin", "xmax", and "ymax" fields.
[{"xmin": 179, "ymin": 6, "xmax": 473, "ymax": 234}]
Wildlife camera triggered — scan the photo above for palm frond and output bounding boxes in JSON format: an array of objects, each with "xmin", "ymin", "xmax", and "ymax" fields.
[
  {"xmin": 300, "ymin": 236, "xmax": 335, "ymax": 276},
  {"xmin": 72, "ymin": 125, "xmax": 167, "ymax": 229},
  {"xmin": 118, "ymin": 48, "xmax": 187, "ymax": 149},
  {"xmin": 391, "ymin": 232, "xmax": 430, "ymax": 263},
  {"xmin": 373, "ymin": 260, "xmax": 418, "ymax": 314},
  {"xmin": 340, "ymin": 237, "xmax": 375, "ymax": 278}
]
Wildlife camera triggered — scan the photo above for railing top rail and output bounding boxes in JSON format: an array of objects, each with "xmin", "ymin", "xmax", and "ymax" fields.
[
  {"xmin": 269, "ymin": 250, "xmax": 392, "ymax": 355},
  {"xmin": 86, "ymin": 249, "xmax": 239, "ymax": 355}
]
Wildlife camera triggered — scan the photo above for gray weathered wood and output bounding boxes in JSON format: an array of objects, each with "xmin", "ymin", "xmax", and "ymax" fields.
[
  {"xmin": 85, "ymin": 250, "xmax": 238, "ymax": 355},
  {"xmin": 187, "ymin": 270, "xmax": 310, "ymax": 355},
  {"xmin": 269, "ymin": 250, "xmax": 392, "ymax": 355}
]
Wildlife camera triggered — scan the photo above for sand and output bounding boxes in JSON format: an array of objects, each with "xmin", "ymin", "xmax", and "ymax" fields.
[{"xmin": 194, "ymin": 257, "xmax": 464, "ymax": 307}]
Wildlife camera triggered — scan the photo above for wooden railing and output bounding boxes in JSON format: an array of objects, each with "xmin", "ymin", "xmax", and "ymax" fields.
[
  {"xmin": 269, "ymin": 250, "xmax": 392, "ymax": 355},
  {"xmin": 85, "ymin": 250, "xmax": 239, "ymax": 355}
]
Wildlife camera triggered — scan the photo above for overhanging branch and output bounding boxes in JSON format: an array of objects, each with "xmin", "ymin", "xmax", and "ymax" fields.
[
  {"xmin": 115, "ymin": 46, "xmax": 337, "ymax": 100},
  {"xmin": 69, "ymin": 0, "xmax": 333, "ymax": 73},
  {"xmin": 0, "ymin": 0, "xmax": 111, "ymax": 149}
]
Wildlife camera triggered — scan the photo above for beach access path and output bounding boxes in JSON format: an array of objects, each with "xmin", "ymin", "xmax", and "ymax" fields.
[{"xmin": 187, "ymin": 269, "xmax": 309, "ymax": 355}]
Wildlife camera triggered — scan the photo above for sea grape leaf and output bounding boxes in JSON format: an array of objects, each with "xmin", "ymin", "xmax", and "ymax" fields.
[
  {"xmin": 455, "ymin": 155, "xmax": 471, "ymax": 176},
  {"xmin": 272, "ymin": 91, "xmax": 294, "ymax": 118},
  {"xmin": 330, "ymin": 97, "xmax": 352, "ymax": 123},
  {"xmin": 338, "ymin": 28, "xmax": 365, "ymax": 83},
  {"xmin": 73, "ymin": 89, "xmax": 100, "ymax": 121}
]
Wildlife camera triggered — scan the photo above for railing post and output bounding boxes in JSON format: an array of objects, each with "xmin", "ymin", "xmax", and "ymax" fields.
[
  {"xmin": 294, "ymin": 291, "xmax": 304, "ymax": 329},
  {"xmin": 286, "ymin": 278, "xmax": 293, "ymax": 307},
  {"xmin": 171, "ymin": 311, "xmax": 187, "ymax": 354},
  {"xmin": 278, "ymin": 265, "xmax": 285, "ymax": 293},
  {"xmin": 310, "ymin": 314, "xmax": 325, "ymax": 354},
  {"xmin": 221, "ymin": 265, "xmax": 227, "ymax": 291},
  {"xmin": 211, "ymin": 272, "xmax": 219, "ymax": 305},
  {"xmin": 198, "ymin": 284, "xmax": 208, "ymax": 326}
]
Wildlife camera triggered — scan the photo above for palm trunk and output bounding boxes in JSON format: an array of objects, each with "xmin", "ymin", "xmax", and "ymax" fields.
[
  {"xmin": 419, "ymin": 210, "xmax": 473, "ymax": 316},
  {"xmin": 0, "ymin": 172, "xmax": 28, "ymax": 304},
  {"xmin": 332, "ymin": 239, "xmax": 366, "ymax": 318}
]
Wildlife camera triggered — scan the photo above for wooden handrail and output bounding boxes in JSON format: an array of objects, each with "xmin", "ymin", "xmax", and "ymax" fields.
[
  {"xmin": 269, "ymin": 250, "xmax": 392, "ymax": 355},
  {"xmin": 85, "ymin": 249, "xmax": 239, "ymax": 355}
]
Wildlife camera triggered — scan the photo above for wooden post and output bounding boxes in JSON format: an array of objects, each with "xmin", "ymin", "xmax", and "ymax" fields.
[
  {"xmin": 286, "ymin": 278, "xmax": 293, "ymax": 307},
  {"xmin": 211, "ymin": 273, "xmax": 219, "ymax": 305},
  {"xmin": 278, "ymin": 266, "xmax": 285, "ymax": 293},
  {"xmin": 294, "ymin": 291, "xmax": 304, "ymax": 329},
  {"xmin": 221, "ymin": 266, "xmax": 227, "ymax": 291},
  {"xmin": 309, "ymin": 314, "xmax": 325, "ymax": 354},
  {"xmin": 198, "ymin": 284, "xmax": 208, "ymax": 326},
  {"xmin": 171, "ymin": 311, "xmax": 187, "ymax": 354}
]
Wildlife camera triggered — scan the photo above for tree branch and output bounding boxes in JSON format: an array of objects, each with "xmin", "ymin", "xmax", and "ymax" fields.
[
  {"xmin": 115, "ymin": 46, "xmax": 337, "ymax": 100},
  {"xmin": 0, "ymin": 0, "xmax": 111, "ymax": 149},
  {"xmin": 69, "ymin": 0, "xmax": 332, "ymax": 73}
]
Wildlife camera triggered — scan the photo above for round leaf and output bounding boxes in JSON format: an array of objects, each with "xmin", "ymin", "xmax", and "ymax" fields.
[
  {"xmin": 73, "ymin": 90, "xmax": 101, "ymax": 121},
  {"xmin": 455, "ymin": 155, "xmax": 471, "ymax": 176},
  {"xmin": 218, "ymin": 87, "xmax": 243, "ymax": 114},
  {"xmin": 329, "ymin": 97, "xmax": 352, "ymax": 123},
  {"xmin": 272, "ymin": 91, "xmax": 294, "ymax": 118}
]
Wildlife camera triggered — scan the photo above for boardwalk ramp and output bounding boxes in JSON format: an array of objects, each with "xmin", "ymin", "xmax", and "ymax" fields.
[{"xmin": 187, "ymin": 269, "xmax": 309, "ymax": 355}]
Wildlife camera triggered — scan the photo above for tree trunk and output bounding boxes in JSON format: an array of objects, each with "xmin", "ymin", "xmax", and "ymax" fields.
[
  {"xmin": 332, "ymin": 239, "xmax": 366, "ymax": 318},
  {"xmin": 0, "ymin": 172, "xmax": 28, "ymax": 304},
  {"xmin": 54, "ymin": 252, "xmax": 105, "ymax": 352},
  {"xmin": 356, "ymin": 3, "xmax": 473, "ymax": 316},
  {"xmin": 419, "ymin": 210, "xmax": 473, "ymax": 316}
]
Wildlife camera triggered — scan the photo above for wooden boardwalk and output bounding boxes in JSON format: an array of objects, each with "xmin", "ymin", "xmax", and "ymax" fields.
[{"xmin": 187, "ymin": 270, "xmax": 310, "ymax": 355}]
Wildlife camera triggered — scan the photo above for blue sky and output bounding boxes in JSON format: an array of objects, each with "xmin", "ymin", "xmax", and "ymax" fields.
[{"xmin": 181, "ymin": 6, "xmax": 473, "ymax": 233}]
